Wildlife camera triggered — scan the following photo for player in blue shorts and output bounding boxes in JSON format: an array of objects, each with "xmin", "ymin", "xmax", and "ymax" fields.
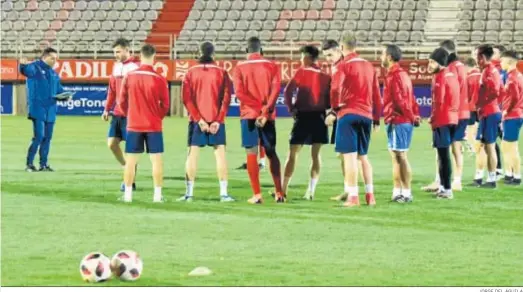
[
  {"xmin": 101, "ymin": 38, "xmax": 140, "ymax": 191},
  {"xmin": 473, "ymin": 45, "xmax": 504, "ymax": 188},
  {"xmin": 427, "ymin": 48, "xmax": 460, "ymax": 199},
  {"xmin": 381, "ymin": 44, "xmax": 420, "ymax": 203},
  {"xmin": 117, "ymin": 45, "xmax": 169, "ymax": 203},
  {"xmin": 325, "ymin": 33, "xmax": 382, "ymax": 207},
  {"xmin": 500, "ymin": 50, "xmax": 523, "ymax": 185},
  {"xmin": 179, "ymin": 42, "xmax": 235, "ymax": 202}
]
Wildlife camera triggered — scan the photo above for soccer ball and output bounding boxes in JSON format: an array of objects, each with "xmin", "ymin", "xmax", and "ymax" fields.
[
  {"xmin": 79, "ymin": 252, "xmax": 112, "ymax": 283},
  {"xmin": 110, "ymin": 250, "xmax": 143, "ymax": 281}
]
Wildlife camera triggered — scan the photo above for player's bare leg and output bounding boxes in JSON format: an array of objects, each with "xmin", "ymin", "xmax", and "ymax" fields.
[
  {"xmin": 150, "ymin": 153, "xmax": 164, "ymax": 202},
  {"xmin": 282, "ymin": 145, "xmax": 302, "ymax": 196},
  {"xmin": 466, "ymin": 124, "xmax": 478, "ymax": 155},
  {"xmin": 509, "ymin": 142, "xmax": 522, "ymax": 185},
  {"xmin": 304, "ymin": 143, "xmax": 322, "ymax": 200},
  {"xmin": 342, "ymin": 152, "xmax": 359, "ymax": 207},
  {"xmin": 451, "ymin": 142, "xmax": 464, "ymax": 191},
  {"xmin": 122, "ymin": 154, "xmax": 139, "ymax": 202},
  {"xmin": 471, "ymin": 141, "xmax": 487, "ymax": 185},
  {"xmin": 330, "ymin": 153, "xmax": 347, "ymax": 201},
  {"xmin": 390, "ymin": 150, "xmax": 402, "ymax": 200},
  {"xmin": 180, "ymin": 146, "xmax": 200, "ymax": 201},
  {"xmin": 397, "ymin": 151, "xmax": 413, "ymax": 202},
  {"xmin": 214, "ymin": 145, "xmax": 234, "ymax": 201},
  {"xmin": 358, "ymin": 155, "xmax": 376, "ymax": 205},
  {"xmin": 421, "ymin": 152, "xmax": 440, "ymax": 192},
  {"xmin": 482, "ymin": 142, "xmax": 498, "ymax": 188},
  {"xmin": 246, "ymin": 147, "xmax": 263, "ymax": 204},
  {"xmin": 108, "ymin": 138, "xmax": 126, "ymax": 166},
  {"xmin": 501, "ymin": 141, "xmax": 520, "ymax": 185}
]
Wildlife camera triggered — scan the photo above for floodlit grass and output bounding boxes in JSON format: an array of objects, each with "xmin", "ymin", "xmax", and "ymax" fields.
[{"xmin": 1, "ymin": 116, "xmax": 522, "ymax": 286}]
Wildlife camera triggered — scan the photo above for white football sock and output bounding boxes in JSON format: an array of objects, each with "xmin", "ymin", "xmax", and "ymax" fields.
[
  {"xmin": 475, "ymin": 169, "xmax": 485, "ymax": 180},
  {"xmin": 514, "ymin": 173, "xmax": 521, "ymax": 179},
  {"xmin": 219, "ymin": 180, "xmax": 228, "ymax": 196},
  {"xmin": 365, "ymin": 184, "xmax": 373, "ymax": 194},
  {"xmin": 259, "ymin": 158, "xmax": 266, "ymax": 167},
  {"xmin": 393, "ymin": 188, "xmax": 401, "ymax": 197},
  {"xmin": 403, "ymin": 189, "xmax": 412, "ymax": 198},
  {"xmin": 153, "ymin": 186, "xmax": 162, "ymax": 201},
  {"xmin": 308, "ymin": 178, "xmax": 319, "ymax": 194},
  {"xmin": 124, "ymin": 186, "xmax": 133, "ymax": 202},
  {"xmin": 496, "ymin": 168, "xmax": 503, "ymax": 173},
  {"xmin": 435, "ymin": 173, "xmax": 440, "ymax": 183},
  {"xmin": 505, "ymin": 171, "xmax": 513, "ymax": 177},
  {"xmin": 453, "ymin": 177, "xmax": 461, "ymax": 184},
  {"xmin": 347, "ymin": 186, "xmax": 358, "ymax": 197},
  {"xmin": 186, "ymin": 180, "xmax": 194, "ymax": 197},
  {"xmin": 487, "ymin": 172, "xmax": 497, "ymax": 183}
]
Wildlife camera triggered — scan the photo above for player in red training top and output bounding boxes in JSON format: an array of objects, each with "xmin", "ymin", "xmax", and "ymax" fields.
[
  {"xmin": 325, "ymin": 33, "xmax": 382, "ymax": 207},
  {"xmin": 283, "ymin": 45, "xmax": 331, "ymax": 200},
  {"xmin": 321, "ymin": 39, "xmax": 348, "ymax": 202},
  {"xmin": 473, "ymin": 44, "xmax": 504, "ymax": 188},
  {"xmin": 465, "ymin": 56, "xmax": 489, "ymax": 185},
  {"xmin": 232, "ymin": 37, "xmax": 284, "ymax": 204},
  {"xmin": 180, "ymin": 42, "xmax": 235, "ymax": 202},
  {"xmin": 500, "ymin": 50, "xmax": 523, "ymax": 185},
  {"xmin": 101, "ymin": 38, "xmax": 140, "ymax": 191},
  {"xmin": 427, "ymin": 48, "xmax": 460, "ymax": 199},
  {"xmin": 381, "ymin": 44, "xmax": 420, "ymax": 203},
  {"xmin": 117, "ymin": 45, "xmax": 170, "ymax": 203}
]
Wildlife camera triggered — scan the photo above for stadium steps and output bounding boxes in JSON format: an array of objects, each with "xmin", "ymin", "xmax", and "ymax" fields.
[
  {"xmin": 424, "ymin": 0, "xmax": 461, "ymax": 42},
  {"xmin": 145, "ymin": 0, "xmax": 195, "ymax": 58}
]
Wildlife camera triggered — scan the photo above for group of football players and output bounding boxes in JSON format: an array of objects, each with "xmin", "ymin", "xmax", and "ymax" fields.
[{"xmin": 102, "ymin": 34, "xmax": 522, "ymax": 206}]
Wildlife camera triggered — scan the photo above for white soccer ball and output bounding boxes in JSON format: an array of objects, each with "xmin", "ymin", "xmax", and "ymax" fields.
[
  {"xmin": 110, "ymin": 250, "xmax": 143, "ymax": 281},
  {"xmin": 79, "ymin": 252, "xmax": 112, "ymax": 283}
]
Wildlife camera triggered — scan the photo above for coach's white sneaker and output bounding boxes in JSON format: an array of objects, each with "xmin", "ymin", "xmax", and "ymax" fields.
[{"xmin": 303, "ymin": 190, "xmax": 314, "ymax": 200}]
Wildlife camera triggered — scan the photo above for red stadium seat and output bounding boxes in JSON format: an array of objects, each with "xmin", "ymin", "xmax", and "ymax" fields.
[
  {"xmin": 280, "ymin": 10, "xmax": 292, "ymax": 20},
  {"xmin": 292, "ymin": 10, "xmax": 306, "ymax": 20},
  {"xmin": 306, "ymin": 10, "xmax": 319, "ymax": 20},
  {"xmin": 276, "ymin": 20, "xmax": 289, "ymax": 30},
  {"xmin": 323, "ymin": 0, "xmax": 336, "ymax": 9},
  {"xmin": 320, "ymin": 10, "xmax": 333, "ymax": 19}
]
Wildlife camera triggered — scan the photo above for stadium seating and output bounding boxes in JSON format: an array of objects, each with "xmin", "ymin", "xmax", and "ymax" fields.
[
  {"xmin": 175, "ymin": 0, "xmax": 430, "ymax": 52},
  {"xmin": 456, "ymin": 0, "xmax": 523, "ymax": 48},
  {"xmin": 0, "ymin": 0, "xmax": 165, "ymax": 54},
  {"xmin": 1, "ymin": 0, "xmax": 522, "ymax": 57}
]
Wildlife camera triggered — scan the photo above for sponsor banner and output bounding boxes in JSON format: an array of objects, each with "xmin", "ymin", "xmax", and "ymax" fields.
[
  {"xmin": 0, "ymin": 60, "xmax": 19, "ymax": 80},
  {"xmin": 413, "ymin": 85, "xmax": 432, "ymax": 118},
  {"xmin": 175, "ymin": 59, "xmax": 433, "ymax": 84},
  {"xmin": 3, "ymin": 58, "xmax": 523, "ymax": 83},
  {"xmin": 227, "ymin": 85, "xmax": 432, "ymax": 118},
  {"xmin": 56, "ymin": 84, "xmax": 172, "ymax": 116},
  {"xmin": 1, "ymin": 83, "xmax": 14, "ymax": 114},
  {"xmin": 228, "ymin": 86, "xmax": 291, "ymax": 117},
  {"xmin": 0, "ymin": 59, "xmax": 173, "ymax": 81},
  {"xmin": 57, "ymin": 84, "xmax": 108, "ymax": 115}
]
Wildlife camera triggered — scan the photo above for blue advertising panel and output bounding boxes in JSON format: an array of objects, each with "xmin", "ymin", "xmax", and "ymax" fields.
[
  {"xmin": 1, "ymin": 83, "xmax": 13, "ymax": 115},
  {"xmin": 413, "ymin": 85, "xmax": 432, "ymax": 118},
  {"xmin": 228, "ymin": 85, "xmax": 291, "ymax": 117},
  {"xmin": 57, "ymin": 84, "xmax": 108, "ymax": 116},
  {"xmin": 227, "ymin": 85, "xmax": 433, "ymax": 118}
]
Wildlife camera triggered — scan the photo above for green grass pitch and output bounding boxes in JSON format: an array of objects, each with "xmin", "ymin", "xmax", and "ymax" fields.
[{"xmin": 1, "ymin": 116, "xmax": 522, "ymax": 286}]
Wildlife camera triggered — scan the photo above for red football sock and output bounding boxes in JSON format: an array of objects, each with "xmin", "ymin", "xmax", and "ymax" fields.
[
  {"xmin": 246, "ymin": 153, "xmax": 261, "ymax": 195},
  {"xmin": 259, "ymin": 144, "xmax": 266, "ymax": 159},
  {"xmin": 268, "ymin": 155, "xmax": 283, "ymax": 194}
]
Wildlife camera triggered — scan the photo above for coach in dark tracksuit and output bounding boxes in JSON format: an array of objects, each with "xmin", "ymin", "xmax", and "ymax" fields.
[{"xmin": 19, "ymin": 48, "xmax": 65, "ymax": 172}]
